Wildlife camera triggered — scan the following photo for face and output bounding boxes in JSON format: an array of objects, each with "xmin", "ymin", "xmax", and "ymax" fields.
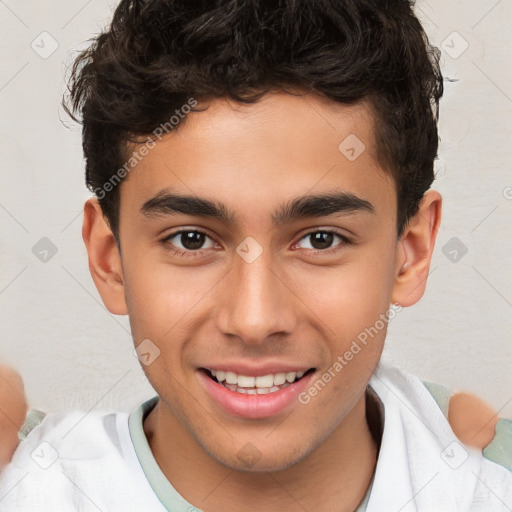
[{"xmin": 101, "ymin": 91, "xmax": 406, "ymax": 471}]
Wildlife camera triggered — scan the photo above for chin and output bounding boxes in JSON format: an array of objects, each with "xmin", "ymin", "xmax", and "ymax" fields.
[{"xmin": 208, "ymin": 440, "xmax": 314, "ymax": 474}]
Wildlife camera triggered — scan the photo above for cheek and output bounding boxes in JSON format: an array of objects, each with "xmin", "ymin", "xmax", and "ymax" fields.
[
  {"xmin": 123, "ymin": 255, "xmax": 211, "ymax": 341},
  {"xmin": 291, "ymin": 253, "xmax": 394, "ymax": 337}
]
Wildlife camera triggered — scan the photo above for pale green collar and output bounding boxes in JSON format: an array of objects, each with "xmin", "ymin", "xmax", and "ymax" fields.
[{"xmin": 128, "ymin": 395, "xmax": 372, "ymax": 511}]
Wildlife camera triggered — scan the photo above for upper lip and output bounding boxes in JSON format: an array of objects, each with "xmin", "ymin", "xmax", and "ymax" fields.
[{"xmin": 200, "ymin": 362, "xmax": 315, "ymax": 376}]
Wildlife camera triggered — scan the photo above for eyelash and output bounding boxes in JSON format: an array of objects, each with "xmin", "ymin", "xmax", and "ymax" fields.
[
  {"xmin": 161, "ymin": 229, "xmax": 353, "ymax": 258},
  {"xmin": 296, "ymin": 231, "xmax": 353, "ymax": 257}
]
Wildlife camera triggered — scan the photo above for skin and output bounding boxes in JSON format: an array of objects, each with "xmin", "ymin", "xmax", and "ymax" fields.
[
  {"xmin": 0, "ymin": 365, "xmax": 27, "ymax": 471},
  {"xmin": 449, "ymin": 392, "xmax": 499, "ymax": 449},
  {"xmin": 79, "ymin": 90, "xmax": 492, "ymax": 511},
  {"xmin": 0, "ymin": 92, "xmax": 498, "ymax": 490},
  {"xmin": 0, "ymin": 371, "xmax": 497, "ymax": 478}
]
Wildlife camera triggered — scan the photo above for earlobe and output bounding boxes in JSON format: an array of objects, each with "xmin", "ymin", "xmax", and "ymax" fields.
[
  {"xmin": 82, "ymin": 198, "xmax": 128, "ymax": 315},
  {"xmin": 391, "ymin": 190, "xmax": 442, "ymax": 307}
]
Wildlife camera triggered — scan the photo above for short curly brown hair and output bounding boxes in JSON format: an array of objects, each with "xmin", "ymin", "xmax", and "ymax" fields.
[{"xmin": 63, "ymin": 0, "xmax": 443, "ymax": 241}]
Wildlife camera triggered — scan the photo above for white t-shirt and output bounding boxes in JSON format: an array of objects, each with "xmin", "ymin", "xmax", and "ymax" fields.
[{"xmin": 0, "ymin": 363, "xmax": 510, "ymax": 511}]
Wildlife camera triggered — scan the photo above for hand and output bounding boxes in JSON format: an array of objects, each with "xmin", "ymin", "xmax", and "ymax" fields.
[
  {"xmin": 0, "ymin": 364, "xmax": 28, "ymax": 470},
  {"xmin": 448, "ymin": 392, "xmax": 499, "ymax": 450}
]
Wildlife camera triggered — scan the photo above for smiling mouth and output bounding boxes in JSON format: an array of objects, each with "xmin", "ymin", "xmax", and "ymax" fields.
[{"xmin": 201, "ymin": 368, "xmax": 316, "ymax": 395}]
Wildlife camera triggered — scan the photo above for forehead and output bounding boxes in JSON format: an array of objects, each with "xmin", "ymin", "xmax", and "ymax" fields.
[{"xmin": 119, "ymin": 91, "xmax": 396, "ymax": 229}]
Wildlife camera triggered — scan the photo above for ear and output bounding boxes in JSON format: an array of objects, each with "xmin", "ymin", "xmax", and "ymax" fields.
[
  {"xmin": 391, "ymin": 189, "xmax": 442, "ymax": 307},
  {"xmin": 82, "ymin": 198, "xmax": 128, "ymax": 315}
]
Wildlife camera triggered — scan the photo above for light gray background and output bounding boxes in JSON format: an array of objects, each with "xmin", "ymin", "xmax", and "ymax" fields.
[{"xmin": 0, "ymin": 0, "xmax": 511, "ymax": 416}]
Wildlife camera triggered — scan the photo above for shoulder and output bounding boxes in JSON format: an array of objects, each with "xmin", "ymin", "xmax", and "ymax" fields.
[
  {"xmin": 0, "ymin": 408, "xmax": 131, "ymax": 509},
  {"xmin": 12, "ymin": 407, "xmax": 129, "ymax": 465},
  {"xmin": 424, "ymin": 382, "xmax": 512, "ymax": 472},
  {"xmin": 422, "ymin": 379, "xmax": 500, "ymax": 450},
  {"xmin": 372, "ymin": 364, "xmax": 511, "ymax": 472}
]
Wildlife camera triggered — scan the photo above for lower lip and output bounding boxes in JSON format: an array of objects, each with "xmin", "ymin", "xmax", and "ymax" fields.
[{"xmin": 197, "ymin": 369, "xmax": 315, "ymax": 419}]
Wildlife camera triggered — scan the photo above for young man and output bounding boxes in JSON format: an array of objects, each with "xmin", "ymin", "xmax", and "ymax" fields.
[{"xmin": 0, "ymin": 0, "xmax": 510, "ymax": 510}]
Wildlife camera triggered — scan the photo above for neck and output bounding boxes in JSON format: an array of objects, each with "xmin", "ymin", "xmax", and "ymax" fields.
[{"xmin": 144, "ymin": 391, "xmax": 378, "ymax": 512}]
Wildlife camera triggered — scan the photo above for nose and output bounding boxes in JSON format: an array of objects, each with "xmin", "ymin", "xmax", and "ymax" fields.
[{"xmin": 216, "ymin": 246, "xmax": 297, "ymax": 345}]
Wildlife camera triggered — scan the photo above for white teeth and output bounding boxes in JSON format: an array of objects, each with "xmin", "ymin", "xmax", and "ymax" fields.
[
  {"xmin": 285, "ymin": 372, "xmax": 296, "ymax": 383},
  {"xmin": 225, "ymin": 371, "xmax": 238, "ymax": 385},
  {"xmin": 224, "ymin": 382, "xmax": 293, "ymax": 394},
  {"xmin": 237, "ymin": 375, "xmax": 255, "ymax": 388},
  {"xmin": 273, "ymin": 373, "xmax": 286, "ymax": 385},
  {"xmin": 208, "ymin": 368, "xmax": 310, "ymax": 390},
  {"xmin": 255, "ymin": 374, "xmax": 274, "ymax": 388}
]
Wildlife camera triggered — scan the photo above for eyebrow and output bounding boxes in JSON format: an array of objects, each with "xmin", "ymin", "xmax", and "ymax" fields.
[{"xmin": 140, "ymin": 188, "xmax": 375, "ymax": 226}]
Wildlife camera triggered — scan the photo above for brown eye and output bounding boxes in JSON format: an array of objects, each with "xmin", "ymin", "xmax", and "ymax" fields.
[
  {"xmin": 178, "ymin": 231, "xmax": 206, "ymax": 250},
  {"xmin": 309, "ymin": 232, "xmax": 335, "ymax": 250},
  {"xmin": 296, "ymin": 230, "xmax": 350, "ymax": 253},
  {"xmin": 162, "ymin": 230, "xmax": 216, "ymax": 253}
]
